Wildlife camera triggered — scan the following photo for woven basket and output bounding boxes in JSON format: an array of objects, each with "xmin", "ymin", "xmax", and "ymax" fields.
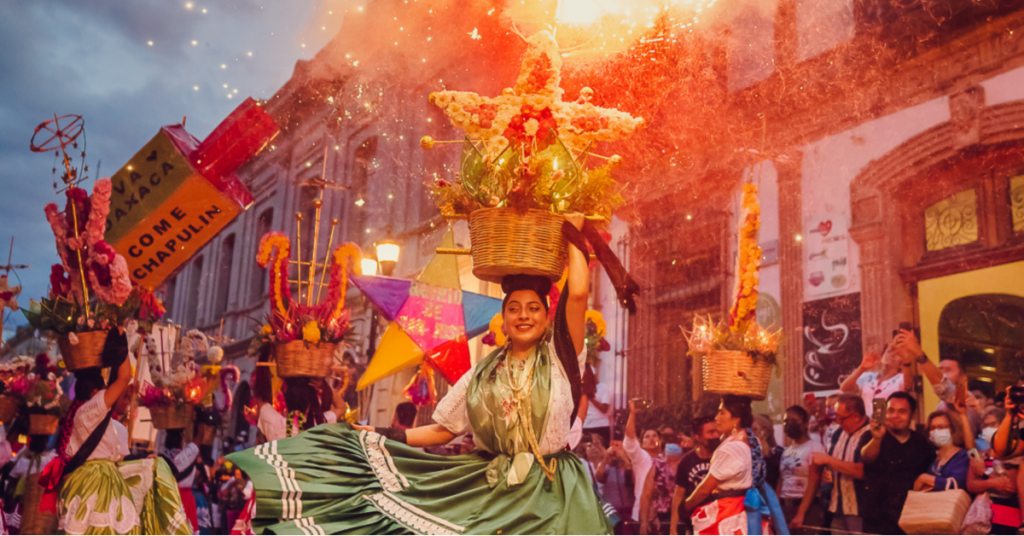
[
  {"xmin": 21, "ymin": 470, "xmax": 58, "ymax": 535},
  {"xmin": 0, "ymin": 395, "xmax": 20, "ymax": 424},
  {"xmin": 150, "ymin": 404, "xmax": 194, "ymax": 430},
  {"xmin": 56, "ymin": 330, "xmax": 107, "ymax": 371},
  {"xmin": 702, "ymin": 350, "xmax": 773, "ymax": 401},
  {"xmin": 196, "ymin": 422, "xmax": 217, "ymax": 446},
  {"xmin": 273, "ymin": 341, "xmax": 336, "ymax": 378},
  {"xmin": 28, "ymin": 414, "xmax": 59, "ymax": 436},
  {"xmin": 468, "ymin": 208, "xmax": 568, "ymax": 284}
]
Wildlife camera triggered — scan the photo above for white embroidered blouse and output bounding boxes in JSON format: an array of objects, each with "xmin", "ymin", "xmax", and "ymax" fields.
[{"xmin": 432, "ymin": 339, "xmax": 586, "ymax": 456}]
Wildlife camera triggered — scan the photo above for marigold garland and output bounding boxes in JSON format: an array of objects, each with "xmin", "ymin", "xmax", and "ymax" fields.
[
  {"xmin": 328, "ymin": 243, "xmax": 362, "ymax": 325},
  {"xmin": 728, "ymin": 184, "xmax": 762, "ymax": 331},
  {"xmin": 256, "ymin": 232, "xmax": 293, "ymax": 318}
]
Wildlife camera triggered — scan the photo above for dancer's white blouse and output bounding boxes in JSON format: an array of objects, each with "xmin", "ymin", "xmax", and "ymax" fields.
[{"xmin": 433, "ymin": 340, "xmax": 586, "ymax": 456}]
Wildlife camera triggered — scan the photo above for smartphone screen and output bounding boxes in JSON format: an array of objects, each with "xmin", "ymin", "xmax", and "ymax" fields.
[{"xmin": 873, "ymin": 398, "xmax": 887, "ymax": 424}]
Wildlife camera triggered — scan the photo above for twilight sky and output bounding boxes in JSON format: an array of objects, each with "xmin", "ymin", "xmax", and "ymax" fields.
[{"xmin": 0, "ymin": 0, "xmax": 343, "ymax": 335}]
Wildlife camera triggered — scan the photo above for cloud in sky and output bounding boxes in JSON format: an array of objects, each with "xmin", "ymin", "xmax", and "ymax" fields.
[{"xmin": 0, "ymin": 0, "xmax": 343, "ymax": 333}]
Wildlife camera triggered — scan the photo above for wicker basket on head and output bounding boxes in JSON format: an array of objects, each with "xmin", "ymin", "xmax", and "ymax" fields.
[
  {"xmin": 468, "ymin": 208, "xmax": 568, "ymax": 284},
  {"xmin": 0, "ymin": 395, "xmax": 20, "ymax": 424},
  {"xmin": 28, "ymin": 414, "xmax": 60, "ymax": 436},
  {"xmin": 702, "ymin": 350, "xmax": 773, "ymax": 401},
  {"xmin": 21, "ymin": 470, "xmax": 59, "ymax": 535},
  {"xmin": 273, "ymin": 341, "xmax": 336, "ymax": 378},
  {"xmin": 56, "ymin": 330, "xmax": 108, "ymax": 371},
  {"xmin": 150, "ymin": 403, "xmax": 195, "ymax": 430}
]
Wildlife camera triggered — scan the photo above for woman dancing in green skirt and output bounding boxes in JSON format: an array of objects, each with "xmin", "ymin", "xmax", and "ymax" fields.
[{"xmin": 229, "ymin": 214, "xmax": 612, "ymax": 535}]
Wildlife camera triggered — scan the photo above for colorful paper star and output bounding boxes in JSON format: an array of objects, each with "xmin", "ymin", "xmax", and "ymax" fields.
[{"xmin": 352, "ymin": 230, "xmax": 501, "ymax": 389}]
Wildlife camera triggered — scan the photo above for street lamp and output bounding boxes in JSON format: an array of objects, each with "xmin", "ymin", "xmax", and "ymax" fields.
[
  {"xmin": 375, "ymin": 238, "xmax": 400, "ymax": 277},
  {"xmin": 360, "ymin": 256, "xmax": 379, "ymax": 276}
]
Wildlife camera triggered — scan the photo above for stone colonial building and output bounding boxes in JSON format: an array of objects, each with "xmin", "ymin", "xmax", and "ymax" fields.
[{"xmin": 621, "ymin": 0, "xmax": 1024, "ymax": 418}]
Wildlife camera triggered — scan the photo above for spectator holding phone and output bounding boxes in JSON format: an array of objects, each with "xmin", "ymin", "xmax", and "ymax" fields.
[
  {"xmin": 839, "ymin": 343, "xmax": 909, "ymax": 419},
  {"xmin": 894, "ymin": 329, "xmax": 982, "ymax": 435},
  {"xmin": 860, "ymin": 392, "xmax": 936, "ymax": 535},
  {"xmin": 625, "ymin": 399, "xmax": 662, "ymax": 528}
]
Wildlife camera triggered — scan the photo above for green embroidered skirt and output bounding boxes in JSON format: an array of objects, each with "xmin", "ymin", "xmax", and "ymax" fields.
[
  {"xmin": 228, "ymin": 424, "xmax": 612, "ymax": 535},
  {"xmin": 59, "ymin": 457, "xmax": 191, "ymax": 535}
]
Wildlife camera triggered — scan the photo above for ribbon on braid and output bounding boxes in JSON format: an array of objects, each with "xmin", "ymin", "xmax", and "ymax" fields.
[
  {"xmin": 561, "ymin": 220, "xmax": 639, "ymax": 314},
  {"xmin": 56, "ymin": 398, "xmax": 85, "ymax": 462}
]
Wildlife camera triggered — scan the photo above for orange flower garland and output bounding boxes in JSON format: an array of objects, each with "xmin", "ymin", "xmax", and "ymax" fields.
[
  {"xmin": 256, "ymin": 232, "xmax": 293, "ymax": 318},
  {"xmin": 327, "ymin": 243, "xmax": 362, "ymax": 325},
  {"xmin": 728, "ymin": 184, "xmax": 761, "ymax": 331}
]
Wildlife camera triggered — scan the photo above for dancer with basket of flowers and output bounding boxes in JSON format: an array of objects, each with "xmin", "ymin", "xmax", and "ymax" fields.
[
  {"xmin": 683, "ymin": 184, "xmax": 788, "ymax": 535},
  {"xmin": 228, "ymin": 31, "xmax": 641, "ymax": 535}
]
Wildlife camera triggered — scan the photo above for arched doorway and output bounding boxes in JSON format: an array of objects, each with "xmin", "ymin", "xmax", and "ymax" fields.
[
  {"xmin": 850, "ymin": 91, "xmax": 1024, "ymax": 413},
  {"xmin": 939, "ymin": 294, "xmax": 1024, "ymax": 398}
]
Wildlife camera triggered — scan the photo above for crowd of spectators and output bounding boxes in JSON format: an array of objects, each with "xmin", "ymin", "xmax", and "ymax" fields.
[{"xmin": 564, "ymin": 328, "xmax": 1024, "ymax": 535}]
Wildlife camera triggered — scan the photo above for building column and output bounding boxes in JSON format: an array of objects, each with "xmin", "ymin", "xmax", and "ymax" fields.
[{"xmin": 777, "ymin": 153, "xmax": 804, "ymax": 408}]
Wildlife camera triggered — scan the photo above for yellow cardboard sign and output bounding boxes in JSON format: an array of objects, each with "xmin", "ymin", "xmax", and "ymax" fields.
[{"xmin": 110, "ymin": 176, "xmax": 241, "ymax": 285}]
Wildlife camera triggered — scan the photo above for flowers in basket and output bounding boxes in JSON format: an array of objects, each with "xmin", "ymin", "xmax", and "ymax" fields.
[
  {"xmin": 18, "ymin": 354, "xmax": 69, "ymax": 417},
  {"xmin": 684, "ymin": 184, "xmax": 780, "ymax": 365},
  {"xmin": 140, "ymin": 372, "xmax": 206, "ymax": 409},
  {"xmin": 249, "ymin": 232, "xmax": 361, "ymax": 354},
  {"xmin": 23, "ymin": 178, "xmax": 164, "ymax": 335},
  {"xmin": 424, "ymin": 31, "xmax": 642, "ymax": 219}
]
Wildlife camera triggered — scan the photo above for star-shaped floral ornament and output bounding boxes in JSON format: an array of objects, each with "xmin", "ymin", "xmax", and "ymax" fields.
[
  {"xmin": 429, "ymin": 31, "xmax": 642, "ymax": 163},
  {"xmin": 0, "ymin": 275, "xmax": 20, "ymax": 312}
]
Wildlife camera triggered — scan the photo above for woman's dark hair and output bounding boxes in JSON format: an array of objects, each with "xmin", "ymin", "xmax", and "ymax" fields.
[
  {"xmin": 500, "ymin": 274, "xmax": 551, "ymax": 311},
  {"xmin": 721, "ymin": 395, "xmax": 754, "ymax": 429},
  {"xmin": 27, "ymin": 434, "xmax": 49, "ymax": 454},
  {"xmin": 283, "ymin": 378, "xmax": 325, "ymax": 430},
  {"xmin": 252, "ymin": 364, "xmax": 273, "ymax": 404},
  {"xmin": 74, "ymin": 368, "xmax": 106, "ymax": 401},
  {"xmin": 165, "ymin": 428, "xmax": 184, "ymax": 450},
  {"xmin": 786, "ymin": 405, "xmax": 810, "ymax": 424}
]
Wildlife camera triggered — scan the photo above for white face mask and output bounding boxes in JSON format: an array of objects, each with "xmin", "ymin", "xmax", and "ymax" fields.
[
  {"xmin": 981, "ymin": 426, "xmax": 998, "ymax": 444},
  {"xmin": 930, "ymin": 428, "xmax": 952, "ymax": 447}
]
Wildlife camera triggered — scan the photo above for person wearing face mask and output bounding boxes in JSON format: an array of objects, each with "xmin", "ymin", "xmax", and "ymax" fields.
[
  {"xmin": 977, "ymin": 406, "xmax": 1004, "ymax": 452},
  {"xmin": 839, "ymin": 344, "xmax": 910, "ymax": 419},
  {"xmin": 860, "ymin": 391, "xmax": 936, "ymax": 535},
  {"xmin": 670, "ymin": 415, "xmax": 720, "ymax": 535},
  {"xmin": 966, "ymin": 405, "xmax": 1020, "ymax": 535},
  {"xmin": 914, "ymin": 410, "xmax": 970, "ymax": 492},
  {"xmin": 777, "ymin": 406, "xmax": 826, "ymax": 535}
]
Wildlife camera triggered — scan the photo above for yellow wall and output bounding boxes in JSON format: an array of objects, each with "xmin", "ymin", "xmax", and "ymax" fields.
[{"xmin": 917, "ymin": 260, "xmax": 1024, "ymax": 413}]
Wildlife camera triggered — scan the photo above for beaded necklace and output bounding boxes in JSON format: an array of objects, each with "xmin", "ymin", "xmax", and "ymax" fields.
[{"xmin": 503, "ymin": 348, "xmax": 557, "ymax": 481}]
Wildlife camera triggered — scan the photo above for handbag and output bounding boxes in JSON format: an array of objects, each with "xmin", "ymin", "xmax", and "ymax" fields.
[
  {"xmin": 898, "ymin": 478, "xmax": 972, "ymax": 534},
  {"xmin": 962, "ymin": 493, "xmax": 993, "ymax": 535}
]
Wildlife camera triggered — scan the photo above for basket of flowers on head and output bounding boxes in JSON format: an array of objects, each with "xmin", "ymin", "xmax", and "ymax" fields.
[
  {"xmin": 424, "ymin": 31, "xmax": 641, "ymax": 284},
  {"xmin": 252, "ymin": 227, "xmax": 360, "ymax": 378},
  {"xmin": 22, "ymin": 354, "xmax": 68, "ymax": 435},
  {"xmin": 0, "ymin": 356, "xmax": 35, "ymax": 423},
  {"xmin": 685, "ymin": 184, "xmax": 779, "ymax": 401},
  {"xmin": 24, "ymin": 178, "xmax": 142, "ymax": 371},
  {"xmin": 139, "ymin": 325, "xmax": 205, "ymax": 430}
]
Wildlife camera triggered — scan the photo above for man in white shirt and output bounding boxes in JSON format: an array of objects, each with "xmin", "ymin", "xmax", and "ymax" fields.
[{"xmin": 623, "ymin": 399, "xmax": 662, "ymax": 526}]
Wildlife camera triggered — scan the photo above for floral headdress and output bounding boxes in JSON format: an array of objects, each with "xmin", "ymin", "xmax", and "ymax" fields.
[
  {"xmin": 249, "ymin": 214, "xmax": 361, "ymax": 353},
  {"xmin": 684, "ymin": 184, "xmax": 780, "ymax": 363},
  {"xmin": 424, "ymin": 31, "xmax": 642, "ymax": 219}
]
